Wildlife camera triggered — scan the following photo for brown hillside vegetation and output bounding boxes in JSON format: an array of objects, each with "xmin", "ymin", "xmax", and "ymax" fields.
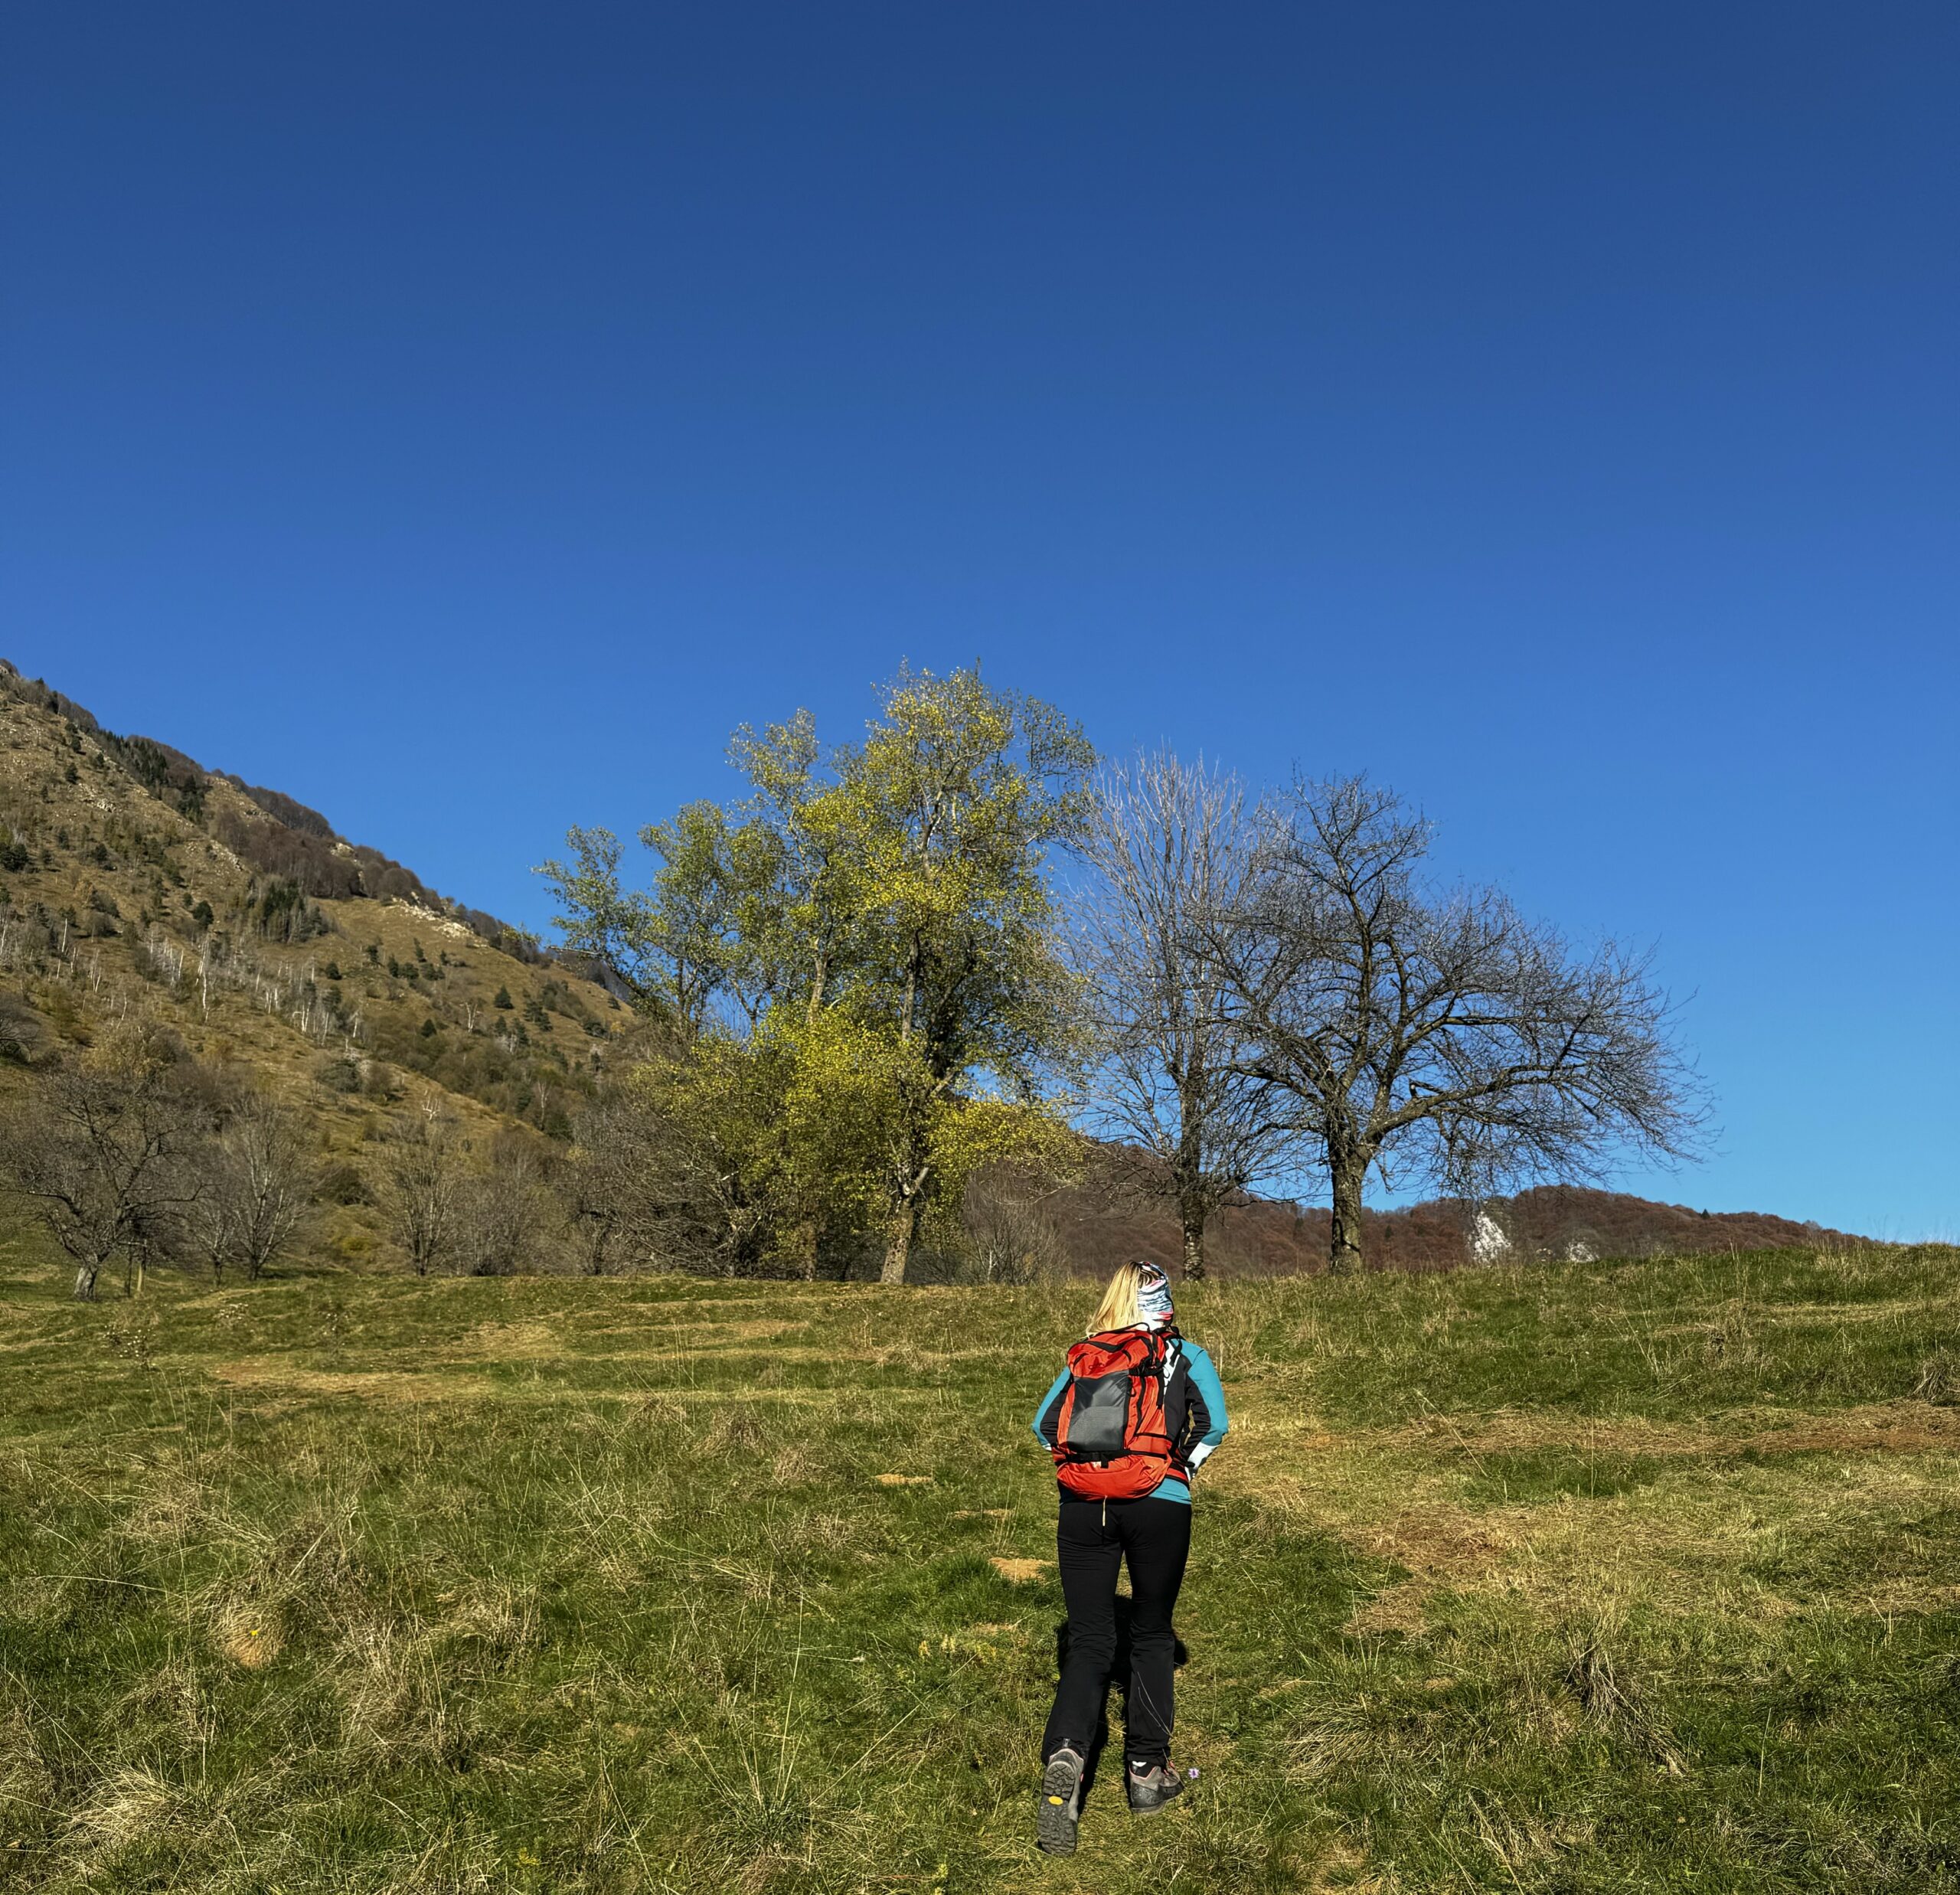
[
  {"xmin": 1041, "ymin": 1158, "xmax": 1864, "ymax": 1278},
  {"xmin": 0, "ymin": 659, "xmax": 643, "ymax": 1268}
]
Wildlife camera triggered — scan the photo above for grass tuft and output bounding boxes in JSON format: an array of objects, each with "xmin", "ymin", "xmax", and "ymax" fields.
[{"xmin": 1914, "ymin": 1346, "xmax": 1960, "ymax": 1405}]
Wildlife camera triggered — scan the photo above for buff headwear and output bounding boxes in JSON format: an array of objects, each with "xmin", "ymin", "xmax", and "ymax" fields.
[{"xmin": 1135, "ymin": 1263, "xmax": 1174, "ymax": 1323}]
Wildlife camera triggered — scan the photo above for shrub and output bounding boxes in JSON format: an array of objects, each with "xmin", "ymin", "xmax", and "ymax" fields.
[
  {"xmin": 315, "ymin": 1056, "xmax": 363, "ymax": 1094},
  {"xmin": 318, "ymin": 1160, "xmax": 369, "ymax": 1205}
]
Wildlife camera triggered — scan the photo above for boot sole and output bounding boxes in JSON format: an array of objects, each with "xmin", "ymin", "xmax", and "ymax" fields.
[{"xmin": 1037, "ymin": 1753, "xmax": 1084, "ymax": 1855}]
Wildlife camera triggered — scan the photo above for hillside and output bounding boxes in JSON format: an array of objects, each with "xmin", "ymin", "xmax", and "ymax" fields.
[
  {"xmin": 1047, "ymin": 1168, "xmax": 1867, "ymax": 1279},
  {"xmin": 0, "ymin": 658, "xmax": 1867, "ymax": 1289},
  {"xmin": 2, "ymin": 1234, "xmax": 1955, "ymax": 1890},
  {"xmin": 0, "ymin": 659, "xmax": 641, "ymax": 1266}
]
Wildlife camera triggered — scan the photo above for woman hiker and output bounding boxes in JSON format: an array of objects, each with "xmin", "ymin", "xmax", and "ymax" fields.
[{"xmin": 1030, "ymin": 1260, "xmax": 1229, "ymax": 1855}]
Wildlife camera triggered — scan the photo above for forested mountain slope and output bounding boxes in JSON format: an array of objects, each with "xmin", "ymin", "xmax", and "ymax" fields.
[{"xmin": 0, "ymin": 659, "xmax": 639, "ymax": 1266}]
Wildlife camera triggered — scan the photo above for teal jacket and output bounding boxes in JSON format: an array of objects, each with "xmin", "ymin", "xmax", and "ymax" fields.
[{"xmin": 1031, "ymin": 1331, "xmax": 1228, "ymax": 1505}]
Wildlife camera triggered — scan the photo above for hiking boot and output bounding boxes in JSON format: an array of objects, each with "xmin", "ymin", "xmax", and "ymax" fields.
[
  {"xmin": 1036, "ymin": 1745, "xmax": 1086, "ymax": 1855},
  {"xmin": 1125, "ymin": 1758, "xmax": 1185, "ymax": 1815}
]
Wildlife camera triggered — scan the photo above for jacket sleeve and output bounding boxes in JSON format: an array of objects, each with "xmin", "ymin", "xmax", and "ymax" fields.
[
  {"xmin": 1180, "ymin": 1344, "xmax": 1230, "ymax": 1471},
  {"xmin": 1032, "ymin": 1367, "xmax": 1071, "ymax": 1448}
]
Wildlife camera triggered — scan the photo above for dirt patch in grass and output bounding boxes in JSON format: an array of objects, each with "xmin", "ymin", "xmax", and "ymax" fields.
[
  {"xmin": 991, "ymin": 1557, "xmax": 1049, "ymax": 1583},
  {"xmin": 1746, "ymin": 1403, "xmax": 1960, "ymax": 1456},
  {"xmin": 874, "ymin": 1473, "xmax": 933, "ymax": 1486}
]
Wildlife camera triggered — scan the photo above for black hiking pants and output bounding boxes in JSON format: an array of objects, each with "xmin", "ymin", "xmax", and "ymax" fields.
[{"xmin": 1040, "ymin": 1495, "xmax": 1191, "ymax": 1769}]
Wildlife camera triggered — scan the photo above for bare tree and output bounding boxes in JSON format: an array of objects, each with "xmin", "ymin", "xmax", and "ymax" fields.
[
  {"xmin": 563, "ymin": 1090, "xmax": 663, "ymax": 1274},
  {"xmin": 459, "ymin": 1138, "xmax": 549, "ymax": 1276},
  {"xmin": 961, "ymin": 1169, "xmax": 1069, "ymax": 1285},
  {"xmin": 0, "ymin": 989, "xmax": 44, "ymax": 1065},
  {"xmin": 1213, "ymin": 776, "xmax": 1706, "ymax": 1274},
  {"xmin": 1071, "ymin": 750, "xmax": 1292, "ymax": 1277},
  {"xmin": 377, "ymin": 1107, "xmax": 464, "ymax": 1277},
  {"xmin": 0, "ymin": 1033, "xmax": 211, "ymax": 1299},
  {"xmin": 191, "ymin": 1094, "xmax": 315, "ymax": 1282}
]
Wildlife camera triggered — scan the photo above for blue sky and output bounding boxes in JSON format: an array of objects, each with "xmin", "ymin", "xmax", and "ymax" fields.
[{"xmin": 4, "ymin": 5, "xmax": 1955, "ymax": 1237}]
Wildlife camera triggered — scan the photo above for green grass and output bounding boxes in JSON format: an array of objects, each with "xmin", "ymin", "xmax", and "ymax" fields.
[{"xmin": 2, "ymin": 1237, "xmax": 1958, "ymax": 1892}]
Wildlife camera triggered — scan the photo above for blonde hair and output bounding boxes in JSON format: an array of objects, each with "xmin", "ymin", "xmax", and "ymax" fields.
[{"xmin": 1088, "ymin": 1260, "xmax": 1159, "ymax": 1336}]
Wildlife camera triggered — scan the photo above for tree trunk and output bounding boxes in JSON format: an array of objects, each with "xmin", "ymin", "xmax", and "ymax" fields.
[
  {"xmin": 72, "ymin": 1263, "xmax": 99, "ymax": 1302},
  {"xmin": 1174, "ymin": 1099, "xmax": 1207, "ymax": 1280},
  {"xmin": 1328, "ymin": 1145, "xmax": 1366, "ymax": 1276},
  {"xmin": 880, "ymin": 1197, "xmax": 916, "ymax": 1286},
  {"xmin": 1181, "ymin": 1220, "xmax": 1206, "ymax": 1281},
  {"xmin": 789, "ymin": 1219, "xmax": 819, "ymax": 1281},
  {"xmin": 1179, "ymin": 1199, "xmax": 1207, "ymax": 1281}
]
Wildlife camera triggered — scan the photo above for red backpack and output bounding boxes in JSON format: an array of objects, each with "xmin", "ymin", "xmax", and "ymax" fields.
[{"xmin": 1049, "ymin": 1327, "xmax": 1179, "ymax": 1499}]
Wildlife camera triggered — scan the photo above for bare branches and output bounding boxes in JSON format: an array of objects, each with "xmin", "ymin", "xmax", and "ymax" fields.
[
  {"xmin": 0, "ymin": 1031, "xmax": 214, "ymax": 1299},
  {"xmin": 190, "ymin": 1093, "xmax": 315, "ymax": 1282},
  {"xmin": 1209, "ymin": 774, "xmax": 1707, "ymax": 1271},
  {"xmin": 1071, "ymin": 750, "xmax": 1292, "ymax": 1276},
  {"xmin": 377, "ymin": 1109, "xmax": 465, "ymax": 1279}
]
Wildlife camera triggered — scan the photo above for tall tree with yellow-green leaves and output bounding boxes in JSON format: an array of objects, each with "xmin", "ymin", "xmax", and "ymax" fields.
[
  {"xmin": 812, "ymin": 668, "xmax": 1095, "ymax": 1279},
  {"xmin": 541, "ymin": 666, "xmax": 1095, "ymax": 1282}
]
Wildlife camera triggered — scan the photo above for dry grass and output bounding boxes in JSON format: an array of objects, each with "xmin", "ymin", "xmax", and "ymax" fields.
[{"xmin": 4, "ymin": 1240, "xmax": 1959, "ymax": 1892}]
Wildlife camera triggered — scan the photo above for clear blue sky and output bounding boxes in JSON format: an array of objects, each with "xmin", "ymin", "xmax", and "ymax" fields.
[{"xmin": 4, "ymin": 5, "xmax": 1955, "ymax": 1237}]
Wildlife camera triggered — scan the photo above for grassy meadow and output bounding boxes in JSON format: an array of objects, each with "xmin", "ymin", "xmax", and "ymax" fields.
[{"xmin": 3, "ymin": 1236, "xmax": 1959, "ymax": 1893}]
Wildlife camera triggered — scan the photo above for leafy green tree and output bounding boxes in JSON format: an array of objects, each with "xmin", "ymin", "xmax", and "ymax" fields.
[
  {"xmin": 547, "ymin": 666, "xmax": 1094, "ymax": 1282},
  {"xmin": 769, "ymin": 1002, "xmax": 1080, "ymax": 1280},
  {"xmin": 815, "ymin": 667, "xmax": 1095, "ymax": 1279},
  {"xmin": 536, "ymin": 804, "xmax": 750, "ymax": 1031}
]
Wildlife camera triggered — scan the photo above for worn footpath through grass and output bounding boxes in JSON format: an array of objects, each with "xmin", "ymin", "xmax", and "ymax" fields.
[{"xmin": 2, "ymin": 1238, "xmax": 1959, "ymax": 1891}]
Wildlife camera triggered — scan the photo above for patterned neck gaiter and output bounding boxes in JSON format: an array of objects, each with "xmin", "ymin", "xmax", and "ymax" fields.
[{"xmin": 1135, "ymin": 1264, "xmax": 1174, "ymax": 1325}]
